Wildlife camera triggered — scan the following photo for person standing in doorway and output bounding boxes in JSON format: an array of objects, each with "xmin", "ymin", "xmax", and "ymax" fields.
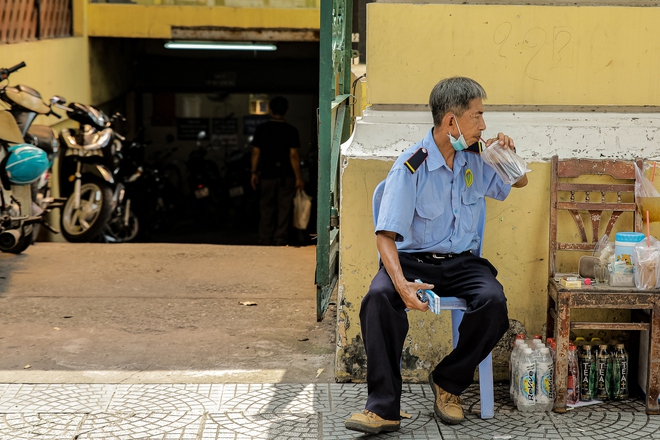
[{"xmin": 250, "ymin": 96, "xmax": 305, "ymax": 246}]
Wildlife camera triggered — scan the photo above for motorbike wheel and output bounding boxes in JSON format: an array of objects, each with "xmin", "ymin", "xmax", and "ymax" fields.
[
  {"xmin": 102, "ymin": 209, "xmax": 139, "ymax": 243},
  {"xmin": 60, "ymin": 180, "xmax": 113, "ymax": 243}
]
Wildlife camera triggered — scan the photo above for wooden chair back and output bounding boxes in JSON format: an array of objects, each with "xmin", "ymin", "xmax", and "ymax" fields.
[{"xmin": 549, "ymin": 155, "xmax": 643, "ymax": 277}]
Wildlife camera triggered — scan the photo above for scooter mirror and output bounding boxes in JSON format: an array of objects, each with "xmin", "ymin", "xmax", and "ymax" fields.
[
  {"xmin": 50, "ymin": 95, "xmax": 67, "ymax": 105},
  {"xmin": 197, "ymin": 131, "xmax": 206, "ymax": 140}
]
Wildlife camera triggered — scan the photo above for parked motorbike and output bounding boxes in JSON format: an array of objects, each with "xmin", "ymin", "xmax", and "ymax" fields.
[
  {"xmin": 186, "ymin": 131, "xmax": 223, "ymax": 224},
  {"xmin": 135, "ymin": 142, "xmax": 186, "ymax": 237},
  {"xmin": 57, "ymin": 102, "xmax": 139, "ymax": 242},
  {"xmin": 101, "ymin": 136, "xmax": 143, "ymax": 243},
  {"xmin": 0, "ymin": 61, "xmax": 65, "ymax": 253}
]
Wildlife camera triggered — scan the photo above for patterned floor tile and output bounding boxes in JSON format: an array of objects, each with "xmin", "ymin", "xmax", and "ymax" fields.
[{"xmin": 0, "ymin": 382, "xmax": 659, "ymax": 439}]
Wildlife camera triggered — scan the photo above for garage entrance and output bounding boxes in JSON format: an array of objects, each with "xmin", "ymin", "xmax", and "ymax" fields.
[{"xmin": 81, "ymin": 38, "xmax": 319, "ymax": 245}]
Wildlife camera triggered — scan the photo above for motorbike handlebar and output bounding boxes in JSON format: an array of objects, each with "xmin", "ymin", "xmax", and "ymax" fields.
[{"xmin": 0, "ymin": 61, "xmax": 26, "ymax": 80}]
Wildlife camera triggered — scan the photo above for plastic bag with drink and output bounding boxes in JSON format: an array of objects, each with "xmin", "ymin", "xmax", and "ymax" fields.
[
  {"xmin": 634, "ymin": 236, "xmax": 660, "ymax": 290},
  {"xmin": 480, "ymin": 139, "xmax": 531, "ymax": 185},
  {"xmin": 635, "ymin": 161, "xmax": 660, "ymax": 223}
]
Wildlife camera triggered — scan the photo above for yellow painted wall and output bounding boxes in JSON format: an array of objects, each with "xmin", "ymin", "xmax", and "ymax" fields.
[
  {"xmin": 0, "ymin": 38, "xmax": 92, "ymax": 126},
  {"xmin": 337, "ymin": 159, "xmax": 549, "ymax": 381},
  {"xmin": 87, "ymin": 4, "xmax": 320, "ymax": 38},
  {"xmin": 367, "ymin": 3, "xmax": 660, "ymax": 106},
  {"xmin": 0, "ymin": 39, "xmax": 127, "ymax": 115}
]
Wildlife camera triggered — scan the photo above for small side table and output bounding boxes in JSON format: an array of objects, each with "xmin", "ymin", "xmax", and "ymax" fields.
[{"xmin": 546, "ymin": 277, "xmax": 660, "ymax": 414}]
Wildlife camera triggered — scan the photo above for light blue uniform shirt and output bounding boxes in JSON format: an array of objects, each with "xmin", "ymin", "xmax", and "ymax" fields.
[{"xmin": 376, "ymin": 128, "xmax": 511, "ymax": 254}]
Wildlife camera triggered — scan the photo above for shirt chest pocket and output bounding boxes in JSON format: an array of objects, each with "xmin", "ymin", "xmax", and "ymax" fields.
[
  {"xmin": 460, "ymin": 189, "xmax": 483, "ymax": 234},
  {"xmin": 413, "ymin": 200, "xmax": 445, "ymax": 244}
]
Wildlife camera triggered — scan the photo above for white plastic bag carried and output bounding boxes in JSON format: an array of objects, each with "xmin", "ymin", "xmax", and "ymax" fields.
[
  {"xmin": 481, "ymin": 142, "xmax": 531, "ymax": 185},
  {"xmin": 293, "ymin": 189, "xmax": 312, "ymax": 230}
]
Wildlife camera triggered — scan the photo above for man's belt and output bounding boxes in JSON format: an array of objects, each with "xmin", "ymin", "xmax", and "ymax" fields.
[{"xmin": 411, "ymin": 250, "xmax": 473, "ymax": 263}]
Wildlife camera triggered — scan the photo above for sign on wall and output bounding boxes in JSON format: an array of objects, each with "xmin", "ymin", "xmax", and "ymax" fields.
[
  {"xmin": 211, "ymin": 117, "xmax": 238, "ymax": 148},
  {"xmin": 176, "ymin": 118, "xmax": 209, "ymax": 140}
]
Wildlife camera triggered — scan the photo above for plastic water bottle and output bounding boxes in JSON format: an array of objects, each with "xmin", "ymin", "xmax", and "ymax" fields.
[
  {"xmin": 510, "ymin": 339, "xmax": 525, "ymax": 401},
  {"xmin": 546, "ymin": 338, "xmax": 557, "ymax": 401},
  {"xmin": 509, "ymin": 337, "xmax": 526, "ymax": 386},
  {"xmin": 513, "ymin": 343, "xmax": 529, "ymax": 401},
  {"xmin": 547, "ymin": 338, "xmax": 556, "ymax": 360},
  {"xmin": 567, "ymin": 344, "xmax": 579, "ymax": 405},
  {"xmin": 524, "ymin": 335, "xmax": 543, "ymax": 347},
  {"xmin": 531, "ymin": 342, "xmax": 545, "ymax": 366},
  {"xmin": 535, "ymin": 347, "xmax": 554, "ymax": 411},
  {"xmin": 517, "ymin": 348, "xmax": 536, "ymax": 412},
  {"xmin": 530, "ymin": 340, "xmax": 544, "ymax": 365}
]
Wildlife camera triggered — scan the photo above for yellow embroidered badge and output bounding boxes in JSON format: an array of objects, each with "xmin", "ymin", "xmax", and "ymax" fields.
[{"xmin": 465, "ymin": 169, "xmax": 474, "ymax": 188}]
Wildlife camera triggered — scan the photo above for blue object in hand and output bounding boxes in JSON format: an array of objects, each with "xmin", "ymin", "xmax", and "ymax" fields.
[{"xmin": 414, "ymin": 279, "xmax": 443, "ymax": 314}]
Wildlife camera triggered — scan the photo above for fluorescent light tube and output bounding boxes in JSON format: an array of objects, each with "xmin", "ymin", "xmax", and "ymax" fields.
[{"xmin": 164, "ymin": 41, "xmax": 277, "ymax": 51}]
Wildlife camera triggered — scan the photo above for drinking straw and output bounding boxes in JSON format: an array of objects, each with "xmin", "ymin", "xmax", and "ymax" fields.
[
  {"xmin": 647, "ymin": 210, "xmax": 651, "ymax": 248},
  {"xmin": 653, "ymin": 162, "xmax": 657, "ymax": 183}
]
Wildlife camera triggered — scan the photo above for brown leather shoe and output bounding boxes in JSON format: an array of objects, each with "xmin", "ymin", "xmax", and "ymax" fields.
[
  {"xmin": 344, "ymin": 409, "xmax": 400, "ymax": 434},
  {"xmin": 428, "ymin": 373, "xmax": 464, "ymax": 424}
]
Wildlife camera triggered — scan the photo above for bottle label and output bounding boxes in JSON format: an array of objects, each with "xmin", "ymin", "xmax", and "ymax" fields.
[
  {"xmin": 579, "ymin": 357, "xmax": 594, "ymax": 400},
  {"xmin": 537, "ymin": 362, "xmax": 554, "ymax": 400},
  {"xmin": 596, "ymin": 359, "xmax": 609, "ymax": 398},
  {"xmin": 619, "ymin": 357, "xmax": 629, "ymax": 397},
  {"xmin": 520, "ymin": 363, "xmax": 536, "ymax": 403}
]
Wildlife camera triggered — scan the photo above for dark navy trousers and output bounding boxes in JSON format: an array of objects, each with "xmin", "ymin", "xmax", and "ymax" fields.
[{"xmin": 360, "ymin": 252, "xmax": 509, "ymax": 421}]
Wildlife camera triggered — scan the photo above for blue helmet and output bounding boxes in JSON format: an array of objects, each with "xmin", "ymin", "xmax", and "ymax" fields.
[{"xmin": 5, "ymin": 144, "xmax": 49, "ymax": 185}]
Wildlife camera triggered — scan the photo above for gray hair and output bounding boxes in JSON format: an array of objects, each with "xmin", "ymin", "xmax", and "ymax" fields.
[{"xmin": 429, "ymin": 77, "xmax": 487, "ymax": 126}]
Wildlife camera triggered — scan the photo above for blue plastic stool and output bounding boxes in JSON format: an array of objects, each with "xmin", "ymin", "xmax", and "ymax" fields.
[{"xmin": 372, "ymin": 179, "xmax": 495, "ymax": 419}]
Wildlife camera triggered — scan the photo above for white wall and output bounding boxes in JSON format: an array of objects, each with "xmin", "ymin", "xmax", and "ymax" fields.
[{"xmin": 345, "ymin": 109, "xmax": 660, "ymax": 162}]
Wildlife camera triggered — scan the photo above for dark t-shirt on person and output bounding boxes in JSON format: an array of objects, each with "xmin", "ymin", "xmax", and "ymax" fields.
[{"xmin": 251, "ymin": 120, "xmax": 300, "ymax": 179}]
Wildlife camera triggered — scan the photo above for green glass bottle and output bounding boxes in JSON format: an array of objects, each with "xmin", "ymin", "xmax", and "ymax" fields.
[
  {"xmin": 612, "ymin": 351, "xmax": 621, "ymax": 399},
  {"xmin": 605, "ymin": 349, "xmax": 614, "ymax": 399},
  {"xmin": 614, "ymin": 343, "xmax": 629, "ymax": 400},
  {"xmin": 595, "ymin": 344, "xmax": 610, "ymax": 400},
  {"xmin": 579, "ymin": 344, "xmax": 595, "ymax": 401}
]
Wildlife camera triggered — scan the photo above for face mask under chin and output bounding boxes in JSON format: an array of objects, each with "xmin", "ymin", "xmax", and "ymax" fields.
[{"xmin": 447, "ymin": 116, "xmax": 469, "ymax": 151}]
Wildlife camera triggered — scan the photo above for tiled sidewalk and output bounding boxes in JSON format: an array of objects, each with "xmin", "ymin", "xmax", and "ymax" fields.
[{"xmin": 0, "ymin": 382, "xmax": 658, "ymax": 439}]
